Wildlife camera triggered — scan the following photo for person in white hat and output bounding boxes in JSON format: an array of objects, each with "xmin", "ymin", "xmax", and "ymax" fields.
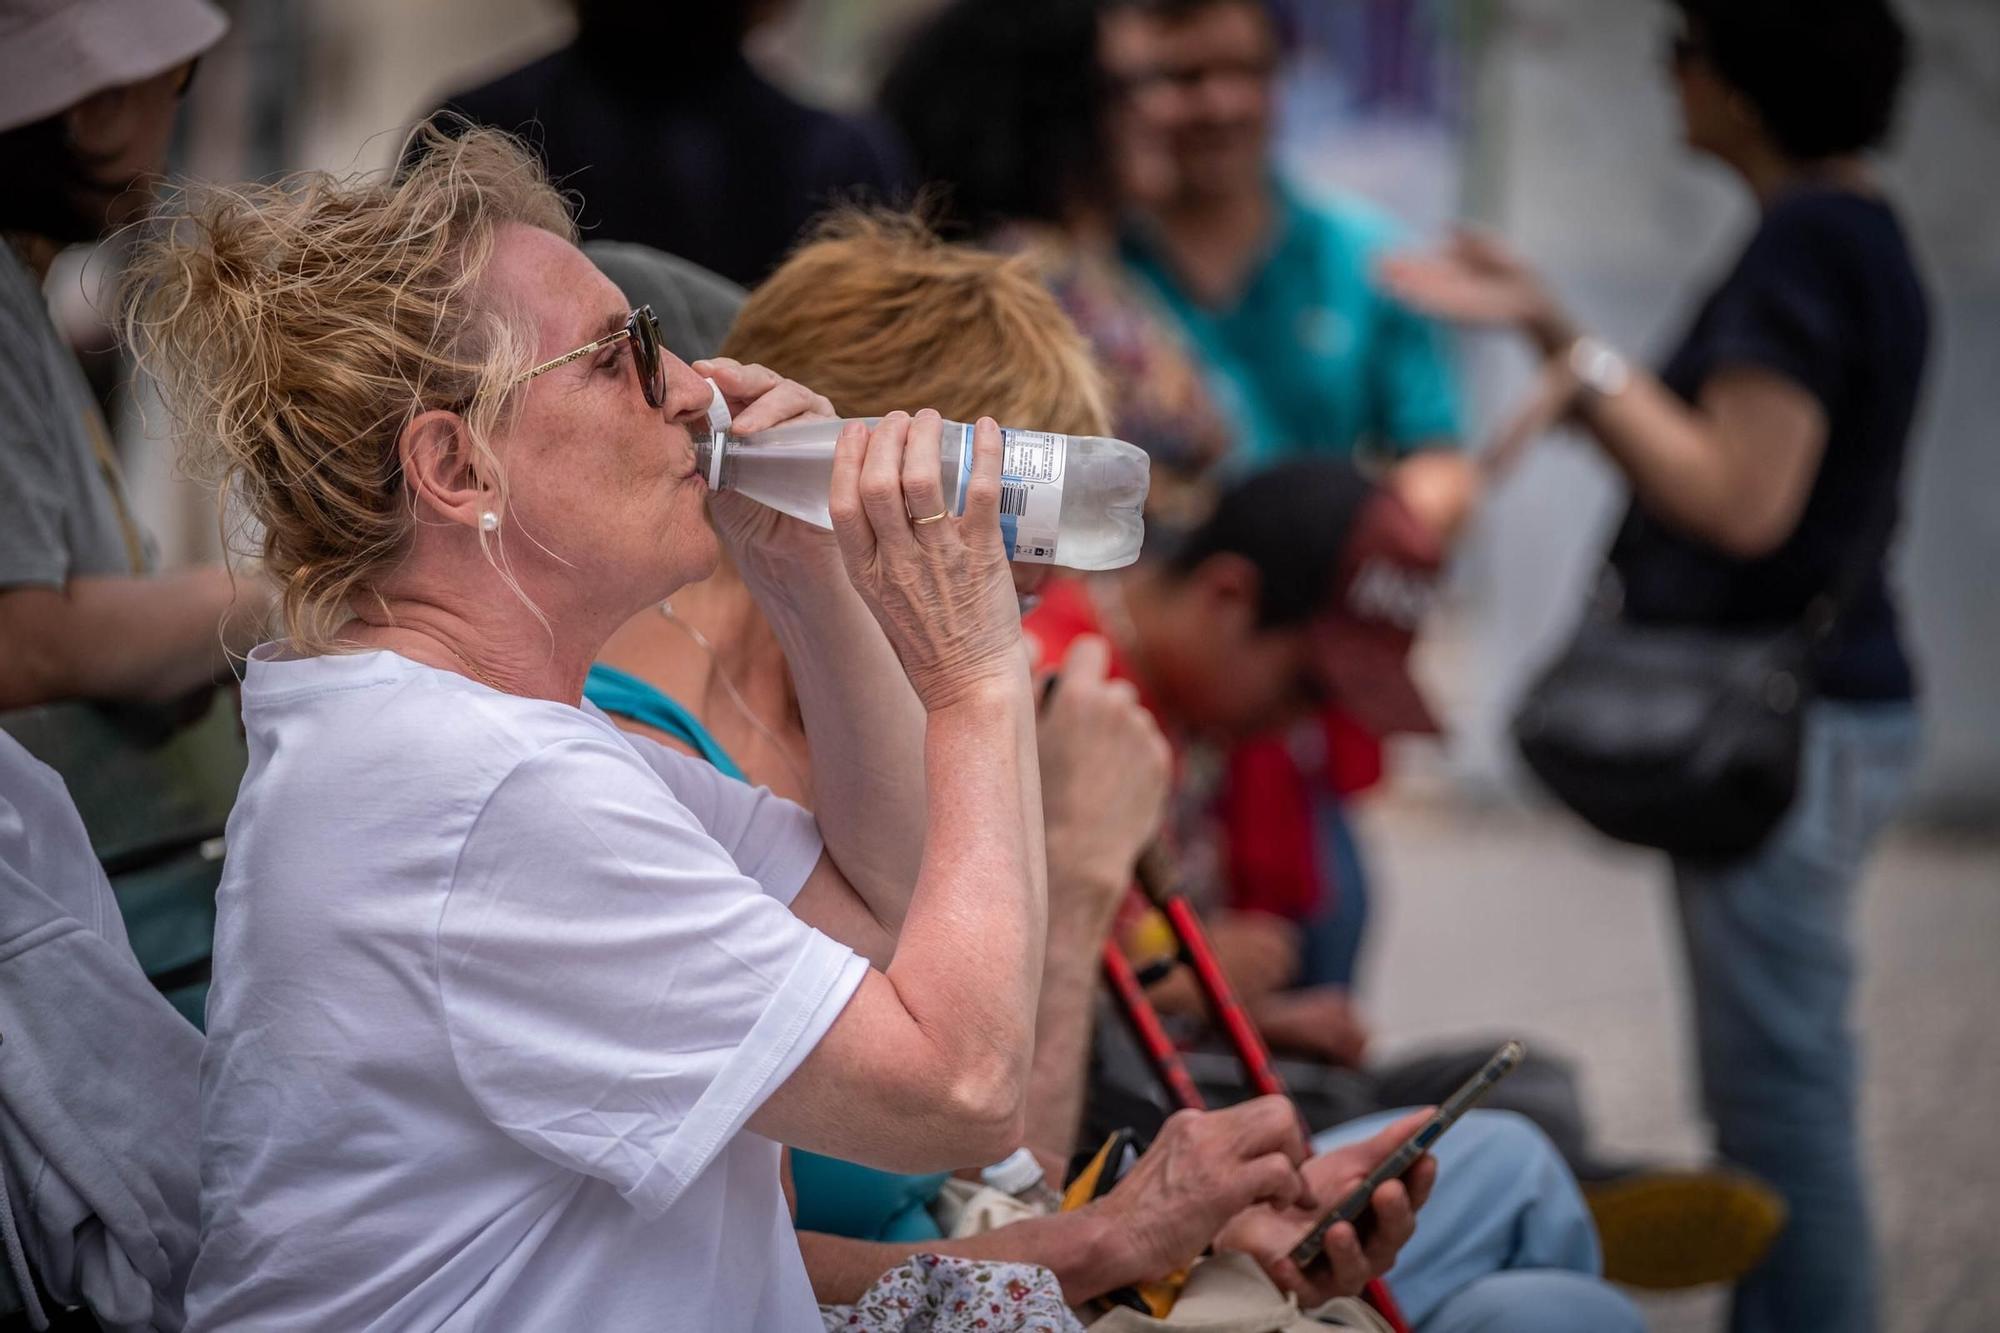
[{"xmin": 0, "ymin": 0, "xmax": 271, "ymax": 714}]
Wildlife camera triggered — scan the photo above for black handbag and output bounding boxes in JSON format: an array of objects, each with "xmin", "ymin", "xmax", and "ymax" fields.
[
  {"xmin": 1510, "ymin": 482, "xmax": 1892, "ymax": 862},
  {"xmin": 1512, "ymin": 581, "xmax": 1816, "ymax": 861}
]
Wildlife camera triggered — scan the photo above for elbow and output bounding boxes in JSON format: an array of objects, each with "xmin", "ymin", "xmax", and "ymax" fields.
[
  {"xmin": 944, "ymin": 1065, "xmax": 1029, "ymax": 1165},
  {"xmin": 1688, "ymin": 473, "xmax": 1809, "ymax": 561},
  {"xmin": 0, "ymin": 644, "xmax": 67, "ymax": 711},
  {"xmin": 1706, "ymin": 503, "xmax": 1797, "ymax": 561},
  {"xmin": 885, "ymin": 1055, "xmax": 1027, "ymax": 1171},
  {"xmin": 0, "ymin": 595, "xmax": 92, "ymax": 710}
]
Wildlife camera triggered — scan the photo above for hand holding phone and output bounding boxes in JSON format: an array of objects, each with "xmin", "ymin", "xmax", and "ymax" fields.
[{"xmin": 1289, "ymin": 1040, "xmax": 1526, "ymax": 1269}]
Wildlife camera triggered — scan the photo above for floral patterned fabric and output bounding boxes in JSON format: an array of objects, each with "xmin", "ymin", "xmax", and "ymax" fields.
[
  {"xmin": 990, "ymin": 224, "xmax": 1237, "ymax": 539},
  {"xmin": 822, "ymin": 1254, "xmax": 1085, "ymax": 1333}
]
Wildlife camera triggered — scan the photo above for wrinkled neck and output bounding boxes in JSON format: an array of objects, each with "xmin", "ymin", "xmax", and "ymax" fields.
[{"xmin": 341, "ymin": 563, "xmax": 603, "ymax": 706}]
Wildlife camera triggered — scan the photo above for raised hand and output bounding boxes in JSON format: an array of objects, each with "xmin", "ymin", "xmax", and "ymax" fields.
[
  {"xmin": 1379, "ymin": 229, "xmax": 1574, "ymax": 351},
  {"xmin": 1038, "ymin": 634, "xmax": 1173, "ymax": 930},
  {"xmin": 826, "ymin": 410, "xmax": 1023, "ymax": 713},
  {"xmin": 691, "ymin": 356, "xmax": 838, "ymax": 561}
]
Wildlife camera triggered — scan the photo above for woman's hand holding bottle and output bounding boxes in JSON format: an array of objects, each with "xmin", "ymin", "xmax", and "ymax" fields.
[{"xmin": 827, "ymin": 410, "xmax": 1025, "ymax": 713}]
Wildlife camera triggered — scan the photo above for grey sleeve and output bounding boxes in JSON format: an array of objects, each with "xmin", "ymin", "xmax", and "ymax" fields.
[
  {"xmin": 582, "ymin": 241, "xmax": 747, "ymax": 363},
  {"xmin": 0, "ymin": 333, "xmax": 72, "ymax": 590}
]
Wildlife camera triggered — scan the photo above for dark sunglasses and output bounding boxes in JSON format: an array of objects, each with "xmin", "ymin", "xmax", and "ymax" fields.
[{"xmin": 513, "ymin": 304, "xmax": 668, "ymax": 409}]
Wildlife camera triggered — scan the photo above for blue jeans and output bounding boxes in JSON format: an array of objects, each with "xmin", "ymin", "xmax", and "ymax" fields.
[
  {"xmin": 1299, "ymin": 789, "xmax": 1371, "ymax": 989},
  {"xmin": 1674, "ymin": 699, "xmax": 1919, "ymax": 1333},
  {"xmin": 1313, "ymin": 1110, "xmax": 1641, "ymax": 1333}
]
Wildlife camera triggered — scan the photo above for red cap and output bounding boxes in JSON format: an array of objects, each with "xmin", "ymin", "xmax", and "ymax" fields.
[{"xmin": 1310, "ymin": 488, "xmax": 1443, "ymax": 736}]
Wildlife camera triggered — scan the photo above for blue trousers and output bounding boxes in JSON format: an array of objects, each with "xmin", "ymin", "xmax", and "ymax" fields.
[
  {"xmin": 1313, "ymin": 1110, "xmax": 1641, "ymax": 1333},
  {"xmin": 1674, "ymin": 700, "xmax": 1919, "ymax": 1333}
]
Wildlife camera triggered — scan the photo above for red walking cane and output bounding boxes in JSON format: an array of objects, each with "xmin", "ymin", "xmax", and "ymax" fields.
[
  {"xmin": 1042, "ymin": 675, "xmax": 1410, "ymax": 1330},
  {"xmin": 1100, "ymin": 842, "xmax": 1414, "ymax": 1333}
]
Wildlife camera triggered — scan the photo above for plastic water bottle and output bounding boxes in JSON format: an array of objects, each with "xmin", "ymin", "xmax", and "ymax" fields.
[
  {"xmin": 691, "ymin": 383, "xmax": 1150, "ymax": 570},
  {"xmin": 980, "ymin": 1147, "xmax": 1064, "ymax": 1214}
]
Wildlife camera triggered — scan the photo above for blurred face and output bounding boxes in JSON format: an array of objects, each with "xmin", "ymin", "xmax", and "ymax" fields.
[
  {"xmin": 483, "ymin": 223, "xmax": 721, "ymax": 615},
  {"xmin": 1098, "ymin": 9, "xmax": 1187, "ymax": 209},
  {"xmin": 1137, "ymin": 1, "xmax": 1280, "ymax": 203},
  {"xmin": 1151, "ymin": 559, "xmax": 1329, "ymax": 742},
  {"xmin": 64, "ymin": 61, "xmax": 196, "ymax": 234},
  {"xmin": 1666, "ymin": 21, "xmax": 1741, "ymax": 160}
]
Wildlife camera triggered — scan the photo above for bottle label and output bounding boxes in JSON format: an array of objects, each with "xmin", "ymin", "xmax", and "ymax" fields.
[{"xmin": 958, "ymin": 425, "xmax": 1065, "ymax": 563}]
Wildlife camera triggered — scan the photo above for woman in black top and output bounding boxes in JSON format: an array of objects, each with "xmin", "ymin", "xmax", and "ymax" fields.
[{"xmin": 1382, "ymin": 3, "xmax": 1927, "ymax": 1331}]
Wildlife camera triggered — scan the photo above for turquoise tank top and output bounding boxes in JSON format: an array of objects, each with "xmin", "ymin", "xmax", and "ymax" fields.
[{"xmin": 582, "ymin": 662, "xmax": 951, "ymax": 1243}]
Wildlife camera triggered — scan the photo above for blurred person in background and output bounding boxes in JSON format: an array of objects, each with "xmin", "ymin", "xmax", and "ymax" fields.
[
  {"xmin": 1383, "ymin": 2, "xmax": 1928, "ymax": 1329},
  {"xmin": 1, "ymin": 0, "xmax": 273, "ymax": 1032},
  {"xmin": 427, "ymin": 0, "xmax": 910, "ymax": 287},
  {"xmin": 1110, "ymin": 0, "xmax": 1474, "ymax": 507},
  {"xmin": 879, "ymin": 0, "xmax": 1235, "ymax": 527},
  {"xmin": 0, "ymin": 0, "xmax": 271, "ymax": 715}
]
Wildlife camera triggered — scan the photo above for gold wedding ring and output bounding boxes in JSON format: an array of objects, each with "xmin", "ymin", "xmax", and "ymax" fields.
[{"xmin": 910, "ymin": 510, "xmax": 949, "ymax": 525}]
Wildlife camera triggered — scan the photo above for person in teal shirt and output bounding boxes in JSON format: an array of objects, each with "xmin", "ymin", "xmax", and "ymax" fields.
[
  {"xmin": 1125, "ymin": 176, "xmax": 1462, "ymax": 466},
  {"xmin": 1110, "ymin": 0, "xmax": 1465, "ymax": 470}
]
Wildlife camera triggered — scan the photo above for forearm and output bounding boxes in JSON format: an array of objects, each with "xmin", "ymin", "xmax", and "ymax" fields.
[
  {"xmin": 1576, "ymin": 375, "xmax": 1735, "ymax": 528},
  {"xmin": 800, "ymin": 1206, "xmax": 1134, "ymax": 1307},
  {"xmin": 1022, "ymin": 877, "xmax": 1121, "ymax": 1169},
  {"xmin": 0, "ymin": 568, "xmax": 259, "ymax": 710},
  {"xmin": 1519, "ymin": 303, "xmax": 1728, "ymax": 518},
  {"xmin": 739, "ymin": 546, "xmax": 929, "ymax": 926},
  {"xmin": 888, "ymin": 683, "xmax": 1046, "ymax": 1106}
]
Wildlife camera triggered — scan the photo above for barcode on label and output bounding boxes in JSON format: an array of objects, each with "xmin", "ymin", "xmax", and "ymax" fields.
[{"xmin": 1000, "ymin": 484, "xmax": 1028, "ymax": 517}]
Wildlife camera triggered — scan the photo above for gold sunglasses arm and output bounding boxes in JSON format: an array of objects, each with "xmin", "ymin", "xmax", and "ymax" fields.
[{"xmin": 513, "ymin": 328, "xmax": 633, "ymax": 387}]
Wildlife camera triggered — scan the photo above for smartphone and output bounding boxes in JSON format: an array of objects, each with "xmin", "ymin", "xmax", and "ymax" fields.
[{"xmin": 1289, "ymin": 1040, "xmax": 1527, "ymax": 1268}]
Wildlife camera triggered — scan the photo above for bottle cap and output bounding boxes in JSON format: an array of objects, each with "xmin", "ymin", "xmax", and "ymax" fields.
[
  {"xmin": 702, "ymin": 377, "xmax": 732, "ymax": 491},
  {"xmin": 979, "ymin": 1147, "xmax": 1046, "ymax": 1196}
]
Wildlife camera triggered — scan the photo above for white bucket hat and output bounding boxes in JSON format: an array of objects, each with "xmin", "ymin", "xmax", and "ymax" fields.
[{"xmin": 0, "ymin": 0, "xmax": 228, "ymax": 134}]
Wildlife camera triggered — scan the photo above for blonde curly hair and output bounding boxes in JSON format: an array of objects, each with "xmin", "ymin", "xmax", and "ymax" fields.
[{"xmin": 121, "ymin": 124, "xmax": 576, "ymax": 653}]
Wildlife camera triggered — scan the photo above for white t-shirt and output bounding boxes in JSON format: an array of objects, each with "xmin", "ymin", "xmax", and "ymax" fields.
[{"xmin": 185, "ymin": 648, "xmax": 865, "ymax": 1331}]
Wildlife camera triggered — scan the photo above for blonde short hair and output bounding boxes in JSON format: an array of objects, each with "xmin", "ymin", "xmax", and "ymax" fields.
[
  {"xmin": 121, "ymin": 125, "xmax": 575, "ymax": 652},
  {"xmin": 722, "ymin": 212, "xmax": 1111, "ymax": 437}
]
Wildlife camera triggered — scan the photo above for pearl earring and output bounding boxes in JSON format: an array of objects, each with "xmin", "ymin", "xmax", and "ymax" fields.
[{"xmin": 479, "ymin": 510, "xmax": 500, "ymax": 533}]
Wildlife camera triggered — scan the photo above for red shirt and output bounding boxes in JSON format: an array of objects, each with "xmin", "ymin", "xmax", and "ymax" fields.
[{"xmin": 1022, "ymin": 578, "xmax": 1380, "ymax": 925}]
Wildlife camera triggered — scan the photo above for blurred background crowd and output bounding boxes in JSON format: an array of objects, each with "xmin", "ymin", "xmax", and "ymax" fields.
[
  {"xmin": 8, "ymin": 0, "xmax": 1999, "ymax": 1330},
  {"xmin": 78, "ymin": 0, "xmax": 2000, "ymax": 820}
]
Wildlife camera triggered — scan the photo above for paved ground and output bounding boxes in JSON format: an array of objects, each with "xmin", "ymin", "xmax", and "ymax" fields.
[{"xmin": 1351, "ymin": 785, "xmax": 2000, "ymax": 1332}]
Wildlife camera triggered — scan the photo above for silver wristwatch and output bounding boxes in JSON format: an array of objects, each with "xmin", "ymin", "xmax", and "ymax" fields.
[{"xmin": 1567, "ymin": 335, "xmax": 1632, "ymax": 401}]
